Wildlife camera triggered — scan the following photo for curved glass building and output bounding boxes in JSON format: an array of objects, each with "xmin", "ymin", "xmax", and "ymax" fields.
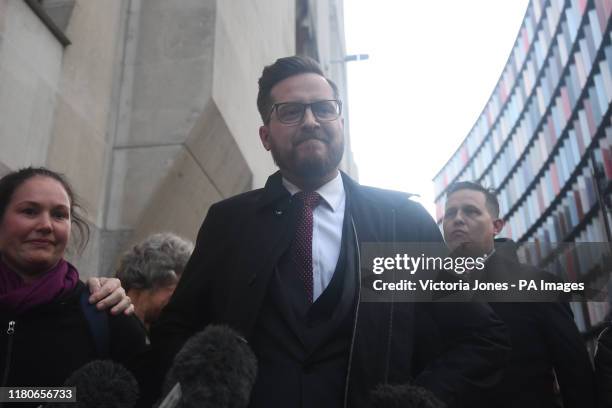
[{"xmin": 433, "ymin": 0, "xmax": 611, "ymax": 332}]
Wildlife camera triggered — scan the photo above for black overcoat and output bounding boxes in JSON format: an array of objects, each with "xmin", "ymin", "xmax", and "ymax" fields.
[{"xmin": 152, "ymin": 172, "xmax": 510, "ymax": 407}]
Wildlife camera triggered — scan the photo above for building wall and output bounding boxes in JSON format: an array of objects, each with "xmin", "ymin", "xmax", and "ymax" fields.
[
  {"xmin": 48, "ymin": 0, "xmax": 127, "ymax": 275},
  {"xmin": 0, "ymin": 0, "xmax": 63, "ymax": 171},
  {"xmin": 213, "ymin": 2, "xmax": 294, "ymax": 188},
  {"xmin": 0, "ymin": 0, "xmax": 355, "ymax": 278},
  {"xmin": 433, "ymin": 0, "xmax": 611, "ymax": 331},
  {"xmin": 296, "ymin": 0, "xmax": 358, "ymax": 178},
  {"xmin": 0, "ymin": 0, "xmax": 297, "ymax": 277},
  {"xmin": 0, "ymin": 0, "xmax": 124, "ymax": 275}
]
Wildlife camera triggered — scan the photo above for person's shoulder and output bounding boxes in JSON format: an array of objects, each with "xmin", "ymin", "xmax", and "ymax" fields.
[
  {"xmin": 355, "ymin": 184, "xmax": 436, "ymax": 230},
  {"xmin": 205, "ymin": 188, "xmax": 266, "ymax": 218},
  {"xmin": 72, "ymin": 281, "xmax": 145, "ymax": 348},
  {"xmin": 108, "ymin": 312, "xmax": 149, "ymax": 356},
  {"xmin": 509, "ymin": 263, "xmax": 575, "ymax": 315},
  {"xmin": 515, "ymin": 260, "xmax": 561, "ymax": 283},
  {"xmin": 347, "ymin": 179, "xmax": 441, "ymax": 241},
  {"xmin": 491, "ymin": 255, "xmax": 565, "ymax": 294},
  {"xmin": 107, "ymin": 310, "xmax": 146, "ymax": 330},
  {"xmin": 351, "ymin": 182, "xmax": 425, "ymax": 214},
  {"xmin": 57, "ymin": 280, "xmax": 88, "ymax": 307},
  {"xmin": 213, "ymin": 188, "xmax": 265, "ymax": 209},
  {"xmin": 108, "ymin": 312, "xmax": 147, "ymax": 340},
  {"xmin": 357, "ymin": 184, "xmax": 412, "ymax": 202}
]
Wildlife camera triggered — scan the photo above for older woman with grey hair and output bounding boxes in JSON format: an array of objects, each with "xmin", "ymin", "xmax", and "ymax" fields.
[{"xmin": 116, "ymin": 232, "xmax": 193, "ymax": 330}]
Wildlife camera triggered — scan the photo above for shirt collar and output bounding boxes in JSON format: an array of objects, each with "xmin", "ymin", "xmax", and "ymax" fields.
[{"xmin": 282, "ymin": 172, "xmax": 345, "ymax": 212}]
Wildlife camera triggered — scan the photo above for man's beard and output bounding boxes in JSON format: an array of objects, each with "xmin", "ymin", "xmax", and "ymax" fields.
[{"xmin": 270, "ymin": 134, "xmax": 344, "ymax": 181}]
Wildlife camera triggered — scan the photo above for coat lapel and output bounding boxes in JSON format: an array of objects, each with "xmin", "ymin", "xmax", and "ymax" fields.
[
  {"xmin": 224, "ymin": 172, "xmax": 297, "ymax": 336},
  {"xmin": 341, "ymin": 173, "xmax": 385, "ymax": 243}
]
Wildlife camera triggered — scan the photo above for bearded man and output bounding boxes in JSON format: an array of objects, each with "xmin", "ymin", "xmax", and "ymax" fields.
[{"xmin": 152, "ymin": 56, "xmax": 510, "ymax": 408}]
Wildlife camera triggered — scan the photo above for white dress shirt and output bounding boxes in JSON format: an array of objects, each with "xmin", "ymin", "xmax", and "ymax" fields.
[{"xmin": 283, "ymin": 172, "xmax": 346, "ymax": 301}]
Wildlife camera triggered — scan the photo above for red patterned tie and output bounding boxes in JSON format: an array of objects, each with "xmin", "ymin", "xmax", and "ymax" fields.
[{"xmin": 292, "ymin": 191, "xmax": 321, "ymax": 303}]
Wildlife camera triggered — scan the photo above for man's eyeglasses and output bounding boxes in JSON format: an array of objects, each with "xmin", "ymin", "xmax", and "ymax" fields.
[{"xmin": 267, "ymin": 100, "xmax": 342, "ymax": 124}]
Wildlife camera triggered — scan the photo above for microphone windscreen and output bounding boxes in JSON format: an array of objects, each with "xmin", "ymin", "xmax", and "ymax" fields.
[
  {"xmin": 162, "ymin": 324, "xmax": 257, "ymax": 408},
  {"xmin": 369, "ymin": 383, "xmax": 446, "ymax": 408},
  {"xmin": 48, "ymin": 360, "xmax": 139, "ymax": 408}
]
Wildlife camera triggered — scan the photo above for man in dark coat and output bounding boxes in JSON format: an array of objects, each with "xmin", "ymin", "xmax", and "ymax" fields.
[
  {"xmin": 151, "ymin": 56, "xmax": 510, "ymax": 408},
  {"xmin": 442, "ymin": 181, "xmax": 595, "ymax": 408}
]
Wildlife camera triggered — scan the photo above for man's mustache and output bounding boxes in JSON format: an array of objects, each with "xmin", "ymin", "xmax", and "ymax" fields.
[{"xmin": 293, "ymin": 133, "xmax": 328, "ymax": 146}]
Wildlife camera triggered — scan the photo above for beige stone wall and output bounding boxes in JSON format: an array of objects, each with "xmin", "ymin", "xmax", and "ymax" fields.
[
  {"xmin": 101, "ymin": 0, "xmax": 295, "ymax": 274},
  {"xmin": 105, "ymin": 0, "xmax": 218, "ymax": 241},
  {"xmin": 213, "ymin": 1, "xmax": 294, "ymax": 188},
  {"xmin": 0, "ymin": 0, "xmax": 128, "ymax": 277},
  {"xmin": 1, "ymin": 0, "xmax": 349, "ymax": 277},
  {"xmin": 46, "ymin": 0, "xmax": 126, "ymax": 226},
  {"xmin": 0, "ymin": 0, "xmax": 63, "ymax": 170}
]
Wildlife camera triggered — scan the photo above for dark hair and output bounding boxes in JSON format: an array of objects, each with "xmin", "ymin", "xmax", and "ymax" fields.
[
  {"xmin": 257, "ymin": 55, "xmax": 340, "ymax": 123},
  {"xmin": 116, "ymin": 232, "xmax": 194, "ymax": 291},
  {"xmin": 0, "ymin": 167, "xmax": 90, "ymax": 252},
  {"xmin": 446, "ymin": 181, "xmax": 500, "ymax": 218}
]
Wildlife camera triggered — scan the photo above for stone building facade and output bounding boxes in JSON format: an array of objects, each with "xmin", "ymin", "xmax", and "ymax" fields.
[{"xmin": 0, "ymin": 0, "xmax": 355, "ymax": 276}]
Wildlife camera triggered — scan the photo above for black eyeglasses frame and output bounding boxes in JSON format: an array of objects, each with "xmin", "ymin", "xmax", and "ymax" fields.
[{"xmin": 266, "ymin": 99, "xmax": 342, "ymax": 124}]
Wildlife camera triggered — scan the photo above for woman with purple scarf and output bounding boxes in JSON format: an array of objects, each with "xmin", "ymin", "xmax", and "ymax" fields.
[{"xmin": 0, "ymin": 167, "xmax": 147, "ymax": 407}]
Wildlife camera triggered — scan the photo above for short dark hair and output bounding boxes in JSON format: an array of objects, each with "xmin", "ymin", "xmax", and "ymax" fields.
[
  {"xmin": 446, "ymin": 181, "xmax": 500, "ymax": 218},
  {"xmin": 0, "ymin": 167, "xmax": 90, "ymax": 252},
  {"xmin": 257, "ymin": 55, "xmax": 340, "ymax": 123}
]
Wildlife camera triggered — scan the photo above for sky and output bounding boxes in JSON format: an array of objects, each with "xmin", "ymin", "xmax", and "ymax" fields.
[{"xmin": 343, "ymin": 1, "xmax": 530, "ymax": 216}]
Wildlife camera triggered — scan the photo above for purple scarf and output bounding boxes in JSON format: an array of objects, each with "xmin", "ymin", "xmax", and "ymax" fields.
[{"xmin": 0, "ymin": 257, "xmax": 79, "ymax": 315}]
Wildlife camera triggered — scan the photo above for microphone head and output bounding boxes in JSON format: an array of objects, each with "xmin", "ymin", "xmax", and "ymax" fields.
[
  {"xmin": 162, "ymin": 325, "xmax": 258, "ymax": 408},
  {"xmin": 49, "ymin": 360, "xmax": 139, "ymax": 408},
  {"xmin": 369, "ymin": 383, "xmax": 446, "ymax": 408}
]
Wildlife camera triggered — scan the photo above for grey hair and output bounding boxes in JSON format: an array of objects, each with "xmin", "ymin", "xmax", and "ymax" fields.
[{"xmin": 116, "ymin": 232, "xmax": 194, "ymax": 291}]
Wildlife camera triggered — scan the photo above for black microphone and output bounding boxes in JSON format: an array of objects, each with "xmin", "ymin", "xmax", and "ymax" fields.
[
  {"xmin": 47, "ymin": 360, "xmax": 139, "ymax": 408},
  {"xmin": 158, "ymin": 325, "xmax": 258, "ymax": 408},
  {"xmin": 369, "ymin": 383, "xmax": 446, "ymax": 408}
]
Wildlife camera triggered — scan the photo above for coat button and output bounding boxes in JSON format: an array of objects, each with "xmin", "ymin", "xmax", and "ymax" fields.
[{"xmin": 274, "ymin": 209, "xmax": 283, "ymax": 215}]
